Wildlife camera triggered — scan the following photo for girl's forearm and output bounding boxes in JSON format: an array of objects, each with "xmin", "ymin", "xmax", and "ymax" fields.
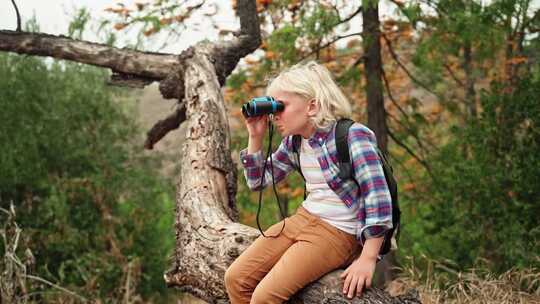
[
  {"xmin": 357, "ymin": 236, "xmax": 384, "ymax": 262},
  {"xmin": 248, "ymin": 135, "xmax": 264, "ymax": 154}
]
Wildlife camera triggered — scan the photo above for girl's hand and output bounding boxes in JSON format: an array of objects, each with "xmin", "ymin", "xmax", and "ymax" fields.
[
  {"xmin": 244, "ymin": 115, "xmax": 268, "ymax": 139},
  {"xmin": 340, "ymin": 256, "xmax": 377, "ymax": 299}
]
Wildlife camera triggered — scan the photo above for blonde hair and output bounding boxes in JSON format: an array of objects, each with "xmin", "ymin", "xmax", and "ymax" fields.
[{"xmin": 266, "ymin": 61, "xmax": 352, "ymax": 129}]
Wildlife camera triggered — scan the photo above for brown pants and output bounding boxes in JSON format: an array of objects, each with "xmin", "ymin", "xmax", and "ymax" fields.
[{"xmin": 224, "ymin": 206, "xmax": 359, "ymax": 304}]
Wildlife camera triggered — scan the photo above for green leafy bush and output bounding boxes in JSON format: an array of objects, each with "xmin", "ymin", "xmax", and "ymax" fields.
[
  {"xmin": 0, "ymin": 53, "xmax": 174, "ymax": 302},
  {"xmin": 402, "ymin": 76, "xmax": 540, "ymax": 272}
]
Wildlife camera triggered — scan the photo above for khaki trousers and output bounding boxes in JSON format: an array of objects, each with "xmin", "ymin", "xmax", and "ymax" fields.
[{"xmin": 224, "ymin": 206, "xmax": 359, "ymax": 304}]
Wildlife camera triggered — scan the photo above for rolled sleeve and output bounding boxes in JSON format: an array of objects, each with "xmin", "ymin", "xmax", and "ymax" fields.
[
  {"xmin": 239, "ymin": 137, "xmax": 295, "ymax": 191},
  {"xmin": 240, "ymin": 149, "xmax": 263, "ymax": 168},
  {"xmin": 349, "ymin": 124, "xmax": 393, "ymax": 246},
  {"xmin": 358, "ymin": 224, "xmax": 389, "ymax": 246}
]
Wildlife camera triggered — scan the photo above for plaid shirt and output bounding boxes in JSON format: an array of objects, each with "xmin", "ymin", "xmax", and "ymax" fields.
[{"xmin": 240, "ymin": 121, "xmax": 393, "ymax": 245}]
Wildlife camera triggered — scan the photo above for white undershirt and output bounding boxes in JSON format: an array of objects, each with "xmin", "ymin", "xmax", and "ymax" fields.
[{"xmin": 299, "ymin": 137, "xmax": 359, "ymax": 235}]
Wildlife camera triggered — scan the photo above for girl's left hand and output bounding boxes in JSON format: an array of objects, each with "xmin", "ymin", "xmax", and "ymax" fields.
[{"xmin": 339, "ymin": 256, "xmax": 377, "ymax": 299}]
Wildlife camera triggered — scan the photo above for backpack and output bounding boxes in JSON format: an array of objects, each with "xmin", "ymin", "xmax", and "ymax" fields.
[{"xmin": 291, "ymin": 118, "xmax": 400, "ymax": 255}]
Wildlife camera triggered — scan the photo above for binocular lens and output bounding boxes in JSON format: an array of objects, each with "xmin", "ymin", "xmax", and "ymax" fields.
[
  {"xmin": 241, "ymin": 103, "xmax": 254, "ymax": 117},
  {"xmin": 241, "ymin": 97, "xmax": 284, "ymax": 118}
]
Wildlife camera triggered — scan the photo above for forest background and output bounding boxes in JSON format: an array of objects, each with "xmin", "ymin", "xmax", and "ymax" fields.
[{"xmin": 0, "ymin": 0, "xmax": 539, "ymax": 303}]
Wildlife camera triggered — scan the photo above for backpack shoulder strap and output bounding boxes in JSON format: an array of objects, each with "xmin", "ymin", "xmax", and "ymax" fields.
[
  {"xmin": 291, "ymin": 134, "xmax": 302, "ymax": 172},
  {"xmin": 292, "ymin": 134, "xmax": 302, "ymax": 154},
  {"xmin": 335, "ymin": 118, "xmax": 355, "ymax": 181},
  {"xmin": 291, "ymin": 134, "xmax": 307, "ymax": 199}
]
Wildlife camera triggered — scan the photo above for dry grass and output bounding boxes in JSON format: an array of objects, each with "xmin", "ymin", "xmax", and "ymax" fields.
[{"xmin": 387, "ymin": 255, "xmax": 540, "ymax": 304}]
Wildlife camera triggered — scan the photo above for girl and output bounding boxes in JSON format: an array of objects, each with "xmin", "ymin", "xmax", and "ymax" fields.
[{"xmin": 225, "ymin": 61, "xmax": 393, "ymax": 303}]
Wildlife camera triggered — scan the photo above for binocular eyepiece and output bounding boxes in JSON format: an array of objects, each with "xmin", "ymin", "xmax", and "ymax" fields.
[{"xmin": 242, "ymin": 96, "xmax": 284, "ymax": 118}]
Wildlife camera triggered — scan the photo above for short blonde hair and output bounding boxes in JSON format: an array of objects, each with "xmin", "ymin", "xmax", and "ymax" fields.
[{"xmin": 266, "ymin": 61, "xmax": 352, "ymax": 129}]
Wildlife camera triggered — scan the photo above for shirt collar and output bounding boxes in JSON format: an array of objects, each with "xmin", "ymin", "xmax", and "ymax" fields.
[{"xmin": 306, "ymin": 121, "xmax": 336, "ymax": 144}]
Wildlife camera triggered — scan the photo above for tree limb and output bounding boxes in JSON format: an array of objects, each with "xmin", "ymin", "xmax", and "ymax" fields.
[
  {"xmin": 294, "ymin": 5, "xmax": 364, "ymax": 62},
  {"xmin": 144, "ymin": 105, "xmax": 186, "ymax": 150},
  {"xmin": 108, "ymin": 72, "xmax": 155, "ymax": 88},
  {"xmin": 24, "ymin": 275, "xmax": 88, "ymax": 303},
  {"xmin": 381, "ymin": 33, "xmax": 439, "ymax": 98},
  {"xmin": 10, "ymin": 0, "xmax": 22, "ymax": 32},
  {"xmin": 0, "ymin": 30, "xmax": 178, "ymax": 80},
  {"xmin": 521, "ymin": 7, "xmax": 540, "ymax": 31},
  {"xmin": 443, "ymin": 63, "xmax": 465, "ymax": 88},
  {"xmin": 213, "ymin": 0, "xmax": 261, "ymax": 86},
  {"xmin": 381, "ymin": 67, "xmax": 434, "ymax": 157},
  {"xmin": 147, "ymin": 0, "xmax": 264, "ymax": 148},
  {"xmin": 300, "ymin": 32, "xmax": 363, "ymax": 62},
  {"xmin": 388, "ymin": 129, "xmax": 434, "ymax": 179},
  {"xmin": 336, "ymin": 5, "xmax": 363, "ymax": 26}
]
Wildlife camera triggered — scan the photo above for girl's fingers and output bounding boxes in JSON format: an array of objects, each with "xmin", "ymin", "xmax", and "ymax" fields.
[
  {"xmin": 346, "ymin": 276, "xmax": 359, "ymax": 299},
  {"xmin": 356, "ymin": 277, "xmax": 366, "ymax": 297},
  {"xmin": 342, "ymin": 273, "xmax": 352, "ymax": 294},
  {"xmin": 246, "ymin": 116, "xmax": 260, "ymax": 123}
]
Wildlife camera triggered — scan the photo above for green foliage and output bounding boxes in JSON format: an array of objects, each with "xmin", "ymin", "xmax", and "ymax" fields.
[
  {"xmin": 68, "ymin": 8, "xmax": 91, "ymax": 39},
  {"xmin": 225, "ymin": 71, "xmax": 249, "ymax": 104},
  {"xmin": 299, "ymin": 5, "xmax": 340, "ymax": 41},
  {"xmin": 0, "ymin": 53, "xmax": 174, "ymax": 301},
  {"xmin": 397, "ymin": 0, "xmax": 540, "ymax": 276},
  {"xmin": 267, "ymin": 24, "xmax": 302, "ymax": 66},
  {"xmin": 399, "ymin": 2, "xmax": 422, "ymax": 26},
  {"xmin": 402, "ymin": 75, "xmax": 540, "ymax": 272},
  {"xmin": 336, "ymin": 61, "xmax": 363, "ymax": 86},
  {"xmin": 409, "ymin": 0, "xmax": 505, "ymax": 105}
]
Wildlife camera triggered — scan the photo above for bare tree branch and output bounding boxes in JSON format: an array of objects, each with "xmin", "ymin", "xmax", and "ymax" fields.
[
  {"xmin": 144, "ymin": 0, "xmax": 263, "ymax": 148},
  {"xmin": 381, "ymin": 33, "xmax": 439, "ymax": 98},
  {"xmin": 381, "ymin": 67, "xmax": 434, "ymax": 156},
  {"xmin": 108, "ymin": 72, "xmax": 154, "ymax": 88},
  {"xmin": 381, "ymin": 68, "xmax": 409, "ymax": 122},
  {"xmin": 0, "ymin": 30, "xmax": 189, "ymax": 148},
  {"xmin": 0, "ymin": 30, "xmax": 179, "ymax": 80},
  {"xmin": 144, "ymin": 105, "xmax": 186, "ymax": 150},
  {"xmin": 522, "ymin": 7, "xmax": 540, "ymax": 31},
  {"xmin": 443, "ymin": 63, "xmax": 465, "ymax": 88},
  {"xmin": 213, "ymin": 0, "xmax": 261, "ymax": 86},
  {"xmin": 300, "ymin": 32, "xmax": 363, "ymax": 61},
  {"xmin": 24, "ymin": 275, "xmax": 88, "ymax": 303},
  {"xmin": 336, "ymin": 5, "xmax": 363, "ymax": 26},
  {"xmin": 388, "ymin": 129, "xmax": 434, "ymax": 178},
  {"xmin": 10, "ymin": 0, "xmax": 22, "ymax": 32}
]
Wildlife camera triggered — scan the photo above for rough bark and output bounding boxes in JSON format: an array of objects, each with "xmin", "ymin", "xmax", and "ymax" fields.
[
  {"xmin": 0, "ymin": 30, "xmax": 178, "ymax": 80},
  {"xmin": 0, "ymin": 1, "xmax": 420, "ymax": 302},
  {"xmin": 362, "ymin": 0, "xmax": 388, "ymax": 153}
]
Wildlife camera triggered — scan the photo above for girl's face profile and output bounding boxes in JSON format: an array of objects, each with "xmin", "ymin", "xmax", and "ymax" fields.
[{"xmin": 272, "ymin": 90, "xmax": 317, "ymax": 138}]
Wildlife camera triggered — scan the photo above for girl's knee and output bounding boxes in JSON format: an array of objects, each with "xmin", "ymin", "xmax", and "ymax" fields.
[
  {"xmin": 224, "ymin": 263, "xmax": 241, "ymax": 289},
  {"xmin": 250, "ymin": 288, "xmax": 268, "ymax": 304},
  {"xmin": 225, "ymin": 263, "xmax": 257, "ymax": 304},
  {"xmin": 250, "ymin": 285, "xmax": 284, "ymax": 304},
  {"xmin": 225, "ymin": 261, "xmax": 253, "ymax": 290}
]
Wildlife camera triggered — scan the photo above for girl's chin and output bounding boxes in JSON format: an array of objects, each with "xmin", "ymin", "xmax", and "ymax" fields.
[{"xmin": 278, "ymin": 129, "xmax": 290, "ymax": 136}]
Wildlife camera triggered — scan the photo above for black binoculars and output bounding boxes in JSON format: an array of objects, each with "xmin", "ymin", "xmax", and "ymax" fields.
[{"xmin": 241, "ymin": 96, "xmax": 284, "ymax": 118}]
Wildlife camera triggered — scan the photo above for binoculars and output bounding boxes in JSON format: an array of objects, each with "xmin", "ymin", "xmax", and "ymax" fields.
[{"xmin": 241, "ymin": 96, "xmax": 284, "ymax": 118}]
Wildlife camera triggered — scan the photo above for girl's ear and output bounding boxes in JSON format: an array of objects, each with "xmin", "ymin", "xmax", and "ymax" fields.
[{"xmin": 307, "ymin": 98, "xmax": 319, "ymax": 117}]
